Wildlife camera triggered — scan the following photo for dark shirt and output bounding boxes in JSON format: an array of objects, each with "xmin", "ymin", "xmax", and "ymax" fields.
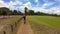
[{"xmin": 23, "ymin": 16, "xmax": 26, "ymax": 20}]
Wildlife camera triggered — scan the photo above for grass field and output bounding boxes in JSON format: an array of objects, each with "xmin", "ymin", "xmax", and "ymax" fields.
[{"xmin": 27, "ymin": 16, "xmax": 60, "ymax": 34}]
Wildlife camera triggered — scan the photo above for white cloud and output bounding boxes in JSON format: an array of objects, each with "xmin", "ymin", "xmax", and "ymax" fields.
[
  {"xmin": 0, "ymin": 0, "xmax": 23, "ymax": 10},
  {"xmin": 11, "ymin": 1, "xmax": 32, "ymax": 12},
  {"xmin": 42, "ymin": 2, "xmax": 55, "ymax": 8},
  {"xmin": 14, "ymin": 0, "xmax": 22, "ymax": 5},
  {"xmin": 0, "ymin": 0, "xmax": 6, "ymax": 7},
  {"xmin": 24, "ymin": 2, "xmax": 31, "ymax": 8},
  {"xmin": 8, "ymin": 0, "xmax": 23, "ymax": 9},
  {"xmin": 18, "ymin": 2, "xmax": 31, "ymax": 10},
  {"xmin": 30, "ymin": 7, "xmax": 47, "ymax": 13},
  {"xmin": 42, "ymin": 0, "xmax": 56, "ymax": 8},
  {"xmin": 35, "ymin": 0, "xmax": 39, "ymax": 2},
  {"xmin": 0, "ymin": 0, "xmax": 31, "ymax": 11},
  {"xmin": 49, "ymin": 7, "xmax": 60, "ymax": 15},
  {"xmin": 29, "ymin": 6, "xmax": 60, "ymax": 15}
]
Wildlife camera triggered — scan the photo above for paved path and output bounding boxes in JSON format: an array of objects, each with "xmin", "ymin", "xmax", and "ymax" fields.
[{"xmin": 17, "ymin": 20, "xmax": 34, "ymax": 34}]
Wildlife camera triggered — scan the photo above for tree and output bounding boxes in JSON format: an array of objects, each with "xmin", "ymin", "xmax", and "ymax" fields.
[
  {"xmin": 27, "ymin": 10, "xmax": 34, "ymax": 15},
  {"xmin": 0, "ymin": 7, "xmax": 23, "ymax": 15},
  {"xmin": 12, "ymin": 10, "xmax": 18, "ymax": 15},
  {"xmin": 24, "ymin": 7, "xmax": 28, "ymax": 15},
  {"xmin": 17, "ymin": 11, "xmax": 23, "ymax": 15},
  {"xmin": 0, "ymin": 7, "xmax": 10, "ymax": 15},
  {"xmin": 34, "ymin": 11, "xmax": 41, "ymax": 15}
]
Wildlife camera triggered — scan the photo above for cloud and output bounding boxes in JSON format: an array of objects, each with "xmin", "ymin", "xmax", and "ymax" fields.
[
  {"xmin": 0, "ymin": 0, "xmax": 31, "ymax": 11},
  {"xmin": 0, "ymin": 0, "xmax": 7, "ymax": 7},
  {"xmin": 8, "ymin": 0, "xmax": 23, "ymax": 10},
  {"xmin": 18, "ymin": 2, "xmax": 31, "ymax": 10},
  {"xmin": 0, "ymin": 0, "xmax": 23, "ymax": 10},
  {"xmin": 24, "ymin": 2, "xmax": 31, "ymax": 8},
  {"xmin": 43, "ymin": 0, "xmax": 60, "ymax": 7},
  {"xmin": 55, "ymin": 0, "xmax": 60, "ymax": 2},
  {"xmin": 14, "ymin": 0, "xmax": 23, "ymax": 5},
  {"xmin": 22, "ymin": 2, "xmax": 32, "ymax": 12},
  {"xmin": 35, "ymin": 0, "xmax": 39, "ymax": 2},
  {"xmin": 49, "ymin": 7, "xmax": 60, "ymax": 15},
  {"xmin": 29, "ymin": 7, "xmax": 47, "ymax": 13},
  {"xmin": 29, "ymin": 6, "xmax": 60, "ymax": 15},
  {"xmin": 11, "ymin": 1, "xmax": 32, "ymax": 12},
  {"xmin": 42, "ymin": 2, "xmax": 55, "ymax": 9}
]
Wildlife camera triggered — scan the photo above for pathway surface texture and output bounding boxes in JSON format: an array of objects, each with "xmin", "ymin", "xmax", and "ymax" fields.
[{"xmin": 17, "ymin": 20, "xmax": 34, "ymax": 34}]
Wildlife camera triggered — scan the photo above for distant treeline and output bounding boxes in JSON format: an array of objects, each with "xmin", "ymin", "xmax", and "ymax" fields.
[
  {"xmin": 25, "ymin": 7, "xmax": 60, "ymax": 16},
  {"xmin": 26, "ymin": 10, "xmax": 60, "ymax": 16},
  {"xmin": 0, "ymin": 7, "xmax": 60, "ymax": 16},
  {"xmin": 0, "ymin": 7, "xmax": 23, "ymax": 15}
]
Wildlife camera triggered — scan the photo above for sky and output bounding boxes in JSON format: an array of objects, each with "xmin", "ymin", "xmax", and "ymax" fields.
[{"xmin": 0, "ymin": 0, "xmax": 60, "ymax": 15}]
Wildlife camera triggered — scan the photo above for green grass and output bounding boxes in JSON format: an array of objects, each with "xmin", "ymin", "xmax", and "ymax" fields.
[
  {"xmin": 27, "ymin": 16, "xmax": 60, "ymax": 30},
  {"xmin": 27, "ymin": 16, "xmax": 60, "ymax": 34}
]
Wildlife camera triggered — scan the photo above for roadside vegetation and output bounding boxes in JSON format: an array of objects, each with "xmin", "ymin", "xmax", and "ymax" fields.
[{"xmin": 0, "ymin": 16, "xmax": 23, "ymax": 34}]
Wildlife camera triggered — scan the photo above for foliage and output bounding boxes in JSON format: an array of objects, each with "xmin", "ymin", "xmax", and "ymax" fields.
[{"xmin": 0, "ymin": 7, "xmax": 23, "ymax": 15}]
